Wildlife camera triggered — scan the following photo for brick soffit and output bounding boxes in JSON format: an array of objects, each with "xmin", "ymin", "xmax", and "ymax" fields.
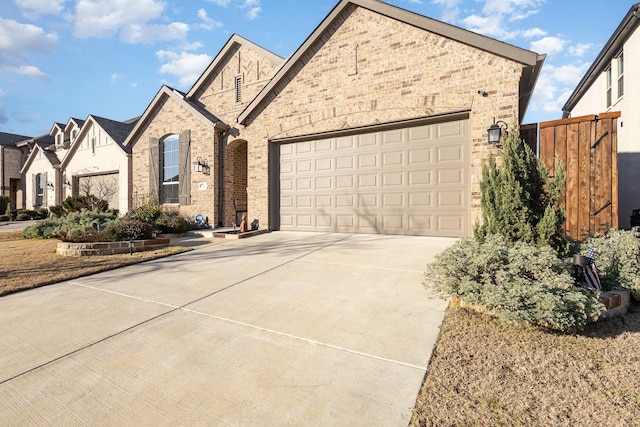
[{"xmin": 236, "ymin": 0, "xmax": 545, "ymax": 125}]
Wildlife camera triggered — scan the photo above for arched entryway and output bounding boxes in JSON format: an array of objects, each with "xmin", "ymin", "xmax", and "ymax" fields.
[{"xmin": 224, "ymin": 139, "xmax": 248, "ymax": 226}]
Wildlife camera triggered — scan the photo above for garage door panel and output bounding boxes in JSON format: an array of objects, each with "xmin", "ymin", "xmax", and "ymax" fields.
[{"xmin": 279, "ymin": 120, "xmax": 469, "ymax": 237}]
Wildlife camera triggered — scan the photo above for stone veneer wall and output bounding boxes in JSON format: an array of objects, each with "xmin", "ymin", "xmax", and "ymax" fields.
[
  {"xmin": 57, "ymin": 238, "xmax": 170, "ymax": 256},
  {"xmin": 130, "ymin": 94, "xmax": 220, "ymax": 224},
  {"xmin": 240, "ymin": 4, "xmax": 524, "ymax": 232}
]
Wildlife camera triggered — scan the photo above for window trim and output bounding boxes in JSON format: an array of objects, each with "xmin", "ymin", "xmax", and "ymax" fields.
[
  {"xmin": 605, "ymin": 67, "xmax": 612, "ymax": 108},
  {"xmin": 617, "ymin": 51, "xmax": 624, "ymax": 99}
]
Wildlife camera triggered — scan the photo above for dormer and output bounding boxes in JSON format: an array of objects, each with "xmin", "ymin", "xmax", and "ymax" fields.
[{"xmin": 49, "ymin": 122, "xmax": 66, "ymax": 151}]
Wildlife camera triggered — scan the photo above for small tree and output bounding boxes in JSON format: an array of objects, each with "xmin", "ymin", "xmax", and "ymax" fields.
[{"xmin": 474, "ymin": 126, "xmax": 568, "ymax": 255}]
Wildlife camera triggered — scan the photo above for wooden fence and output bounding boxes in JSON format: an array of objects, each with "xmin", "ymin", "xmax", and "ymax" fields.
[{"xmin": 538, "ymin": 112, "xmax": 620, "ymax": 240}]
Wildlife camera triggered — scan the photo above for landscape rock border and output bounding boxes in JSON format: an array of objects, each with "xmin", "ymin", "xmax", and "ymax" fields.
[{"xmin": 57, "ymin": 238, "xmax": 170, "ymax": 256}]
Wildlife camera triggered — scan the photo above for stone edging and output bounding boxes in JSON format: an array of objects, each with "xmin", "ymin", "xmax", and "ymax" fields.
[{"xmin": 57, "ymin": 238, "xmax": 171, "ymax": 256}]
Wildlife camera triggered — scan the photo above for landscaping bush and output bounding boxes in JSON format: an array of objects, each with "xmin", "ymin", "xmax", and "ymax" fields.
[
  {"xmin": 22, "ymin": 210, "xmax": 118, "ymax": 241},
  {"xmin": 0, "ymin": 195, "xmax": 9, "ymax": 215},
  {"xmin": 62, "ymin": 194, "xmax": 109, "ymax": 213},
  {"xmin": 474, "ymin": 126, "xmax": 568, "ymax": 256},
  {"xmin": 49, "ymin": 205, "xmax": 64, "ymax": 218},
  {"xmin": 132, "ymin": 201, "xmax": 163, "ymax": 224},
  {"xmin": 426, "ymin": 235, "xmax": 604, "ymax": 332},
  {"xmin": 34, "ymin": 208, "xmax": 49, "ymax": 220},
  {"xmin": 9, "ymin": 209, "xmax": 18, "ymax": 220},
  {"xmin": 580, "ymin": 229, "xmax": 640, "ymax": 301},
  {"xmin": 0, "ymin": 215, "xmax": 9, "ymax": 222},
  {"xmin": 104, "ymin": 217, "xmax": 153, "ymax": 241},
  {"xmin": 154, "ymin": 210, "xmax": 192, "ymax": 234},
  {"xmin": 16, "ymin": 213, "xmax": 31, "ymax": 221}
]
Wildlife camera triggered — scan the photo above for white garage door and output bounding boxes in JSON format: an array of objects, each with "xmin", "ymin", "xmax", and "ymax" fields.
[{"xmin": 278, "ymin": 120, "xmax": 470, "ymax": 237}]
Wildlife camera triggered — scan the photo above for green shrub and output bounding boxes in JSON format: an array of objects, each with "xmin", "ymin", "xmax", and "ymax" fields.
[
  {"xmin": 49, "ymin": 205, "xmax": 64, "ymax": 218},
  {"xmin": 22, "ymin": 210, "xmax": 118, "ymax": 241},
  {"xmin": 34, "ymin": 208, "xmax": 49, "ymax": 220},
  {"xmin": 16, "ymin": 213, "xmax": 31, "ymax": 221},
  {"xmin": 104, "ymin": 217, "xmax": 153, "ymax": 241},
  {"xmin": 154, "ymin": 210, "xmax": 191, "ymax": 234},
  {"xmin": 580, "ymin": 229, "xmax": 640, "ymax": 301},
  {"xmin": 474, "ymin": 127, "xmax": 568, "ymax": 256},
  {"xmin": 132, "ymin": 201, "xmax": 163, "ymax": 224},
  {"xmin": 62, "ymin": 195, "xmax": 109, "ymax": 213},
  {"xmin": 0, "ymin": 214, "xmax": 9, "ymax": 222},
  {"xmin": 0, "ymin": 195, "xmax": 9, "ymax": 215},
  {"xmin": 426, "ymin": 235, "xmax": 604, "ymax": 332},
  {"xmin": 9, "ymin": 209, "xmax": 18, "ymax": 220}
]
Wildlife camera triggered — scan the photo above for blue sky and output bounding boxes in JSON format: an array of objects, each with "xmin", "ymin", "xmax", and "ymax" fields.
[{"xmin": 0, "ymin": 0, "xmax": 633, "ymax": 137}]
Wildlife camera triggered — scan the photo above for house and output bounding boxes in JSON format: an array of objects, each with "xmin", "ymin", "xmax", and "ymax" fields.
[
  {"xmin": 21, "ymin": 115, "xmax": 137, "ymax": 211},
  {"xmin": 60, "ymin": 115, "xmax": 137, "ymax": 212},
  {"xmin": 127, "ymin": 0, "xmax": 544, "ymax": 237},
  {"xmin": 562, "ymin": 3, "xmax": 640, "ymax": 228},
  {"xmin": 0, "ymin": 131, "xmax": 32, "ymax": 212}
]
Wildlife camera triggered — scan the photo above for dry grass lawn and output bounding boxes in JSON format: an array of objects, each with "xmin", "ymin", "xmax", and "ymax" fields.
[
  {"xmin": 0, "ymin": 231, "xmax": 190, "ymax": 296},
  {"xmin": 411, "ymin": 306, "xmax": 640, "ymax": 427}
]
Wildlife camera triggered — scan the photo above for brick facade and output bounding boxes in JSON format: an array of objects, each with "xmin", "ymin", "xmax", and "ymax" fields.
[{"xmin": 240, "ymin": 5, "xmax": 524, "ymax": 229}]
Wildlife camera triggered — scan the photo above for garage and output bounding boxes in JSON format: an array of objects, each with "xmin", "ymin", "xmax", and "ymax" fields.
[
  {"xmin": 277, "ymin": 119, "xmax": 470, "ymax": 237},
  {"xmin": 76, "ymin": 172, "xmax": 120, "ymax": 211}
]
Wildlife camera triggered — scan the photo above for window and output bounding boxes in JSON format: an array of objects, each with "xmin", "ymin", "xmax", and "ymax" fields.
[
  {"xmin": 162, "ymin": 134, "xmax": 179, "ymax": 204},
  {"xmin": 35, "ymin": 173, "xmax": 44, "ymax": 207},
  {"xmin": 91, "ymin": 137, "xmax": 95, "ymax": 155},
  {"xmin": 234, "ymin": 75, "xmax": 242, "ymax": 103},
  {"xmin": 606, "ymin": 67, "xmax": 612, "ymax": 108},
  {"xmin": 617, "ymin": 51, "xmax": 624, "ymax": 99},
  {"xmin": 56, "ymin": 134, "xmax": 63, "ymax": 146},
  {"xmin": 72, "ymin": 129, "xmax": 78, "ymax": 142}
]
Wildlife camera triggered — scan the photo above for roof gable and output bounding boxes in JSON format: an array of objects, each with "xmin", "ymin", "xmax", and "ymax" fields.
[
  {"xmin": 0, "ymin": 131, "xmax": 32, "ymax": 147},
  {"xmin": 20, "ymin": 142, "xmax": 60, "ymax": 174},
  {"xmin": 60, "ymin": 115, "xmax": 138, "ymax": 168},
  {"xmin": 124, "ymin": 85, "xmax": 227, "ymax": 147},
  {"xmin": 187, "ymin": 34, "xmax": 284, "ymax": 100},
  {"xmin": 238, "ymin": 0, "xmax": 544, "ymax": 125},
  {"xmin": 563, "ymin": 3, "xmax": 640, "ymax": 115}
]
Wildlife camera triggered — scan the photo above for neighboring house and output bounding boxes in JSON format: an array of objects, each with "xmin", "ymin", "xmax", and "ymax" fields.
[
  {"xmin": 20, "ymin": 140, "xmax": 60, "ymax": 209},
  {"xmin": 21, "ymin": 115, "xmax": 136, "ymax": 211},
  {"xmin": 127, "ymin": 0, "xmax": 544, "ymax": 237},
  {"xmin": 61, "ymin": 115, "xmax": 138, "ymax": 212},
  {"xmin": 562, "ymin": 3, "xmax": 640, "ymax": 228},
  {"xmin": 0, "ymin": 132, "xmax": 32, "ymax": 212}
]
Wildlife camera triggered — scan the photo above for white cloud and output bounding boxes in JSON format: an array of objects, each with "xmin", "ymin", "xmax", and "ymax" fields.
[
  {"xmin": 245, "ymin": 7, "xmax": 261, "ymax": 20},
  {"xmin": 568, "ymin": 43, "xmax": 594, "ymax": 57},
  {"xmin": 197, "ymin": 8, "xmax": 223, "ymax": 31},
  {"xmin": 206, "ymin": 0, "xmax": 232, "ymax": 6},
  {"xmin": 530, "ymin": 36, "xmax": 566, "ymax": 55},
  {"xmin": 110, "ymin": 73, "xmax": 123, "ymax": 83},
  {"xmin": 73, "ymin": 0, "xmax": 187, "ymax": 43},
  {"xmin": 240, "ymin": 0, "xmax": 261, "ymax": 20},
  {"xmin": 522, "ymin": 28, "xmax": 546, "ymax": 38},
  {"xmin": 529, "ymin": 62, "xmax": 590, "ymax": 114},
  {"xmin": 157, "ymin": 50, "xmax": 213, "ymax": 88},
  {"xmin": 0, "ymin": 18, "xmax": 58, "ymax": 61},
  {"xmin": 3, "ymin": 65, "xmax": 51, "ymax": 81},
  {"xmin": 15, "ymin": 0, "xmax": 67, "ymax": 16}
]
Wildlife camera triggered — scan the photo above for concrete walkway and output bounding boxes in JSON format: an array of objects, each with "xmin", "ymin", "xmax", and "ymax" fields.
[{"xmin": 0, "ymin": 231, "xmax": 455, "ymax": 426}]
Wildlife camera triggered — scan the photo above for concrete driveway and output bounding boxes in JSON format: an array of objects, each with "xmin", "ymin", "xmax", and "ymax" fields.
[{"xmin": 0, "ymin": 231, "xmax": 455, "ymax": 426}]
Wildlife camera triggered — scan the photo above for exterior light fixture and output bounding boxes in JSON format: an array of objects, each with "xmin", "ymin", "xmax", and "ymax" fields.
[
  {"xmin": 194, "ymin": 157, "xmax": 210, "ymax": 175},
  {"xmin": 487, "ymin": 118, "xmax": 508, "ymax": 145},
  {"xmin": 47, "ymin": 181, "xmax": 55, "ymax": 189}
]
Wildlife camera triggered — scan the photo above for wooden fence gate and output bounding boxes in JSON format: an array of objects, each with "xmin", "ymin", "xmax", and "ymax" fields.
[{"xmin": 539, "ymin": 112, "xmax": 620, "ymax": 240}]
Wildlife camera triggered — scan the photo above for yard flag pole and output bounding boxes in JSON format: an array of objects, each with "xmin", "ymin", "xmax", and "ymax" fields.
[{"xmin": 584, "ymin": 244, "xmax": 602, "ymax": 291}]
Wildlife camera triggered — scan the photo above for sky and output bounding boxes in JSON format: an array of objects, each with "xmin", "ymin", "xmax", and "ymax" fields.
[{"xmin": 0, "ymin": 0, "xmax": 635, "ymax": 137}]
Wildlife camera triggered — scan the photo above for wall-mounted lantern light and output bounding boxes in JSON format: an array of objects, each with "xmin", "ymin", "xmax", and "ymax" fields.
[
  {"xmin": 487, "ymin": 118, "xmax": 508, "ymax": 145},
  {"xmin": 64, "ymin": 179, "xmax": 71, "ymax": 189},
  {"xmin": 47, "ymin": 181, "xmax": 55, "ymax": 189},
  {"xmin": 193, "ymin": 157, "xmax": 210, "ymax": 175}
]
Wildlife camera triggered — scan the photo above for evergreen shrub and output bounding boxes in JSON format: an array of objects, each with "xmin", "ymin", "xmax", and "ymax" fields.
[
  {"xmin": 0, "ymin": 195, "xmax": 9, "ymax": 215},
  {"xmin": 104, "ymin": 218, "xmax": 153, "ymax": 241},
  {"xmin": 22, "ymin": 210, "xmax": 118, "ymax": 240},
  {"xmin": 426, "ymin": 235, "xmax": 604, "ymax": 332},
  {"xmin": 474, "ymin": 127, "xmax": 568, "ymax": 256},
  {"xmin": 154, "ymin": 210, "xmax": 191, "ymax": 234}
]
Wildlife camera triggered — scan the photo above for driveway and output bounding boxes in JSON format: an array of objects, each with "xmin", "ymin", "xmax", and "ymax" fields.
[{"xmin": 0, "ymin": 231, "xmax": 455, "ymax": 426}]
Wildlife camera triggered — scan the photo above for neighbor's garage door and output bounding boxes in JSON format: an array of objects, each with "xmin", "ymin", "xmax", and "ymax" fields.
[
  {"xmin": 77, "ymin": 173, "xmax": 120, "ymax": 211},
  {"xmin": 278, "ymin": 120, "xmax": 470, "ymax": 237}
]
